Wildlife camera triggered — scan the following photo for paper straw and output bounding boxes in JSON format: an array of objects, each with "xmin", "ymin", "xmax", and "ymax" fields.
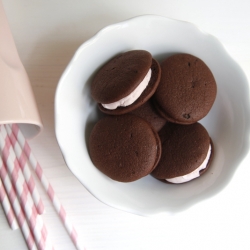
[
  {"xmin": 0, "ymin": 157, "xmax": 37, "ymax": 250},
  {"xmin": 0, "ymin": 177, "xmax": 19, "ymax": 230},
  {"xmin": 3, "ymin": 124, "xmax": 44, "ymax": 214},
  {"xmin": 10, "ymin": 124, "xmax": 85, "ymax": 250},
  {"xmin": 0, "ymin": 126, "xmax": 54, "ymax": 250}
]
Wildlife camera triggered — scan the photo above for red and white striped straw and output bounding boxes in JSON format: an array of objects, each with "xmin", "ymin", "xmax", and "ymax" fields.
[
  {"xmin": 0, "ymin": 126, "xmax": 54, "ymax": 250},
  {"xmin": 0, "ymin": 157, "xmax": 38, "ymax": 250},
  {"xmin": 10, "ymin": 124, "xmax": 85, "ymax": 250},
  {"xmin": 3, "ymin": 124, "xmax": 45, "ymax": 214},
  {"xmin": 0, "ymin": 177, "xmax": 19, "ymax": 230}
]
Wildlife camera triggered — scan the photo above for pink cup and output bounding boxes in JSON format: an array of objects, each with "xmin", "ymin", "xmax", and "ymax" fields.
[{"xmin": 0, "ymin": 2, "xmax": 42, "ymax": 139}]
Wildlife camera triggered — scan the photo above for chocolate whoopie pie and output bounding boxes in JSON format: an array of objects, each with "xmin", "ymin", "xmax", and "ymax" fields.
[
  {"xmin": 154, "ymin": 54, "xmax": 217, "ymax": 124},
  {"xmin": 151, "ymin": 122, "xmax": 214, "ymax": 184},
  {"xmin": 89, "ymin": 114, "xmax": 162, "ymax": 182},
  {"xmin": 91, "ymin": 50, "xmax": 161, "ymax": 115},
  {"xmin": 130, "ymin": 99, "xmax": 166, "ymax": 132}
]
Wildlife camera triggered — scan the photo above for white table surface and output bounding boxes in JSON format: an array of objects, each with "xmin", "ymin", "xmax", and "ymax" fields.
[{"xmin": 1, "ymin": 1, "xmax": 250, "ymax": 250}]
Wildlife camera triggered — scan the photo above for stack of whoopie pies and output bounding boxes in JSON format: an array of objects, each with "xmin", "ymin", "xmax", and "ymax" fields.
[{"xmin": 89, "ymin": 50, "xmax": 216, "ymax": 184}]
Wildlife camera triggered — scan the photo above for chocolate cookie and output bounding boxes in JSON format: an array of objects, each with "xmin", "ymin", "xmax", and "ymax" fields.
[
  {"xmin": 154, "ymin": 54, "xmax": 217, "ymax": 124},
  {"xmin": 89, "ymin": 114, "xmax": 162, "ymax": 182},
  {"xmin": 130, "ymin": 99, "xmax": 166, "ymax": 132},
  {"xmin": 151, "ymin": 122, "xmax": 214, "ymax": 184},
  {"xmin": 91, "ymin": 50, "xmax": 161, "ymax": 115}
]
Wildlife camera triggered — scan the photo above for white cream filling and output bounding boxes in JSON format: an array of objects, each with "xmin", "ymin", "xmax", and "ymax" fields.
[
  {"xmin": 166, "ymin": 144, "xmax": 212, "ymax": 184},
  {"xmin": 101, "ymin": 69, "xmax": 152, "ymax": 110}
]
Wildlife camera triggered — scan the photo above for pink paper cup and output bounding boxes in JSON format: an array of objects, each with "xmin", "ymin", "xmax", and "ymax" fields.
[{"xmin": 0, "ymin": 1, "xmax": 42, "ymax": 139}]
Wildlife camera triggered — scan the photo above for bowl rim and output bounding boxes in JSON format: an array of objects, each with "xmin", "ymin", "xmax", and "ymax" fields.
[{"xmin": 54, "ymin": 15, "xmax": 250, "ymax": 216}]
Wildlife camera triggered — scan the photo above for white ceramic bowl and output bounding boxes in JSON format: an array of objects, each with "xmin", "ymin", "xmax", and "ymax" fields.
[{"xmin": 55, "ymin": 15, "xmax": 250, "ymax": 216}]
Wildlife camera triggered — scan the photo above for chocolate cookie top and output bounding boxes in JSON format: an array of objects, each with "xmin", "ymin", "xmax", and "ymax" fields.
[
  {"xmin": 154, "ymin": 54, "xmax": 217, "ymax": 124},
  {"xmin": 89, "ymin": 114, "xmax": 162, "ymax": 182},
  {"xmin": 131, "ymin": 99, "xmax": 166, "ymax": 132},
  {"xmin": 151, "ymin": 122, "xmax": 213, "ymax": 182},
  {"xmin": 91, "ymin": 50, "xmax": 161, "ymax": 115}
]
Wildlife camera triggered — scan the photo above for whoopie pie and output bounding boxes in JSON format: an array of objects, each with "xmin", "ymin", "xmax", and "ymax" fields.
[
  {"xmin": 151, "ymin": 122, "xmax": 214, "ymax": 184},
  {"xmin": 130, "ymin": 99, "xmax": 166, "ymax": 132},
  {"xmin": 91, "ymin": 50, "xmax": 161, "ymax": 115},
  {"xmin": 89, "ymin": 114, "xmax": 162, "ymax": 182},
  {"xmin": 154, "ymin": 53, "xmax": 217, "ymax": 124}
]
